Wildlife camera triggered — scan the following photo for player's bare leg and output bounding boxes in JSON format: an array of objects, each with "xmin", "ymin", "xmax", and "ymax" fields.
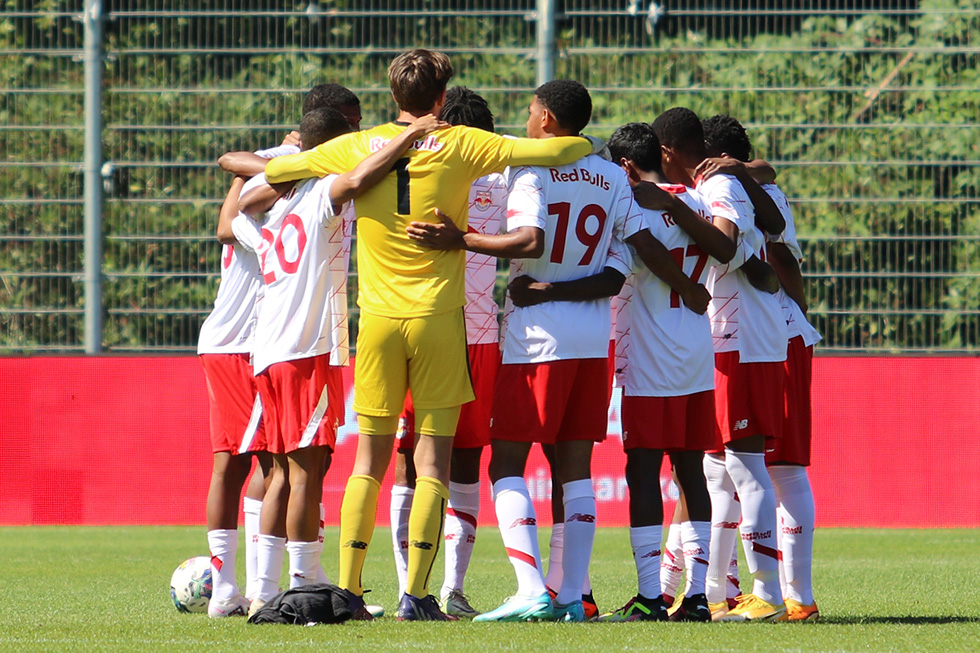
[
  {"xmin": 442, "ymin": 446, "xmax": 482, "ymax": 616},
  {"xmin": 206, "ymin": 450, "xmax": 253, "ymax": 615},
  {"xmin": 721, "ymin": 434, "xmax": 784, "ymax": 620},
  {"xmin": 284, "ymin": 444, "xmax": 330, "ymax": 588}
]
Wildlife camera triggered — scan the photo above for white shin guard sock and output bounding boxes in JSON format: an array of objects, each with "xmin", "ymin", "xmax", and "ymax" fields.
[
  {"xmin": 255, "ymin": 534, "xmax": 286, "ymax": 603},
  {"xmin": 493, "ymin": 476, "xmax": 546, "ymax": 597},
  {"xmin": 630, "ymin": 525, "xmax": 663, "ymax": 600},
  {"xmin": 443, "ymin": 481, "xmax": 480, "ymax": 596},
  {"xmin": 242, "ymin": 498, "xmax": 262, "ymax": 601},
  {"xmin": 286, "ymin": 539, "xmax": 322, "ymax": 589},
  {"xmin": 661, "ymin": 523, "xmax": 685, "ymax": 600},
  {"xmin": 770, "ymin": 465, "xmax": 815, "ymax": 604},
  {"xmin": 208, "ymin": 529, "xmax": 240, "ymax": 604},
  {"xmin": 390, "ymin": 484, "xmax": 414, "ymax": 597},
  {"xmin": 726, "ymin": 450, "xmax": 781, "ymax": 604},
  {"xmin": 557, "ymin": 479, "xmax": 596, "ymax": 606},
  {"xmin": 704, "ymin": 453, "xmax": 741, "ymax": 604},
  {"xmin": 545, "ymin": 523, "xmax": 564, "ymax": 591}
]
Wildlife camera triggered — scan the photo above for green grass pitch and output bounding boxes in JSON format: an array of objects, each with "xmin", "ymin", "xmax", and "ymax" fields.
[{"xmin": 2, "ymin": 526, "xmax": 978, "ymax": 651}]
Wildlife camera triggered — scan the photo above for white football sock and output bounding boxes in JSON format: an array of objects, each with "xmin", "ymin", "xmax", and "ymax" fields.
[
  {"xmin": 207, "ymin": 529, "xmax": 240, "ymax": 604},
  {"xmin": 255, "ymin": 534, "xmax": 286, "ymax": 603},
  {"xmin": 390, "ymin": 484, "xmax": 414, "ymax": 597},
  {"xmin": 545, "ymin": 523, "xmax": 564, "ymax": 591},
  {"xmin": 286, "ymin": 539, "xmax": 322, "ymax": 588},
  {"xmin": 726, "ymin": 450, "xmax": 781, "ymax": 604},
  {"xmin": 660, "ymin": 523, "xmax": 685, "ymax": 600},
  {"xmin": 704, "ymin": 453, "xmax": 741, "ymax": 604},
  {"xmin": 242, "ymin": 497, "xmax": 262, "ymax": 600},
  {"xmin": 770, "ymin": 465, "xmax": 815, "ymax": 604},
  {"xmin": 317, "ymin": 503, "xmax": 330, "ymax": 584},
  {"xmin": 557, "ymin": 479, "xmax": 596, "ymax": 606},
  {"xmin": 682, "ymin": 520, "xmax": 711, "ymax": 597},
  {"xmin": 630, "ymin": 524, "xmax": 663, "ymax": 600},
  {"xmin": 493, "ymin": 476, "xmax": 546, "ymax": 597},
  {"xmin": 442, "ymin": 481, "xmax": 480, "ymax": 596}
]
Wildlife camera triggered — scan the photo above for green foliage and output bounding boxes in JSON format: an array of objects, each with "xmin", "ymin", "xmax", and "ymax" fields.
[{"xmin": 2, "ymin": 5, "xmax": 979, "ymax": 351}]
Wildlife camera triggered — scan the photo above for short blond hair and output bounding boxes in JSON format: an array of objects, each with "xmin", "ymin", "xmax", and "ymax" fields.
[{"xmin": 387, "ymin": 49, "xmax": 454, "ymax": 113}]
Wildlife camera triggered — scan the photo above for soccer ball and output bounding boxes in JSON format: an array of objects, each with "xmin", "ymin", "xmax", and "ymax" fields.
[{"xmin": 169, "ymin": 556, "xmax": 212, "ymax": 613}]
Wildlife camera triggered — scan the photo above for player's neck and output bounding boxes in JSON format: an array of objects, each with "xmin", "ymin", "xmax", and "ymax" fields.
[
  {"xmin": 636, "ymin": 169, "xmax": 669, "ymax": 185},
  {"xmin": 663, "ymin": 162, "xmax": 695, "ymax": 188},
  {"xmin": 395, "ymin": 109, "xmax": 435, "ymax": 124}
]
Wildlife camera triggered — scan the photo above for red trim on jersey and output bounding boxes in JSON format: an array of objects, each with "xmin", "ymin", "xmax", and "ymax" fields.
[{"xmin": 660, "ymin": 184, "xmax": 689, "ymax": 194}]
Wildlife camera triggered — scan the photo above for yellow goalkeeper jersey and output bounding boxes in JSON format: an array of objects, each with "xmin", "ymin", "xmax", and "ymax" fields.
[{"xmin": 266, "ymin": 122, "xmax": 591, "ymax": 318}]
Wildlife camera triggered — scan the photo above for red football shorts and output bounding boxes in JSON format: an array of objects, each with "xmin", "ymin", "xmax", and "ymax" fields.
[
  {"xmin": 397, "ymin": 343, "xmax": 501, "ymax": 450},
  {"xmin": 767, "ymin": 336, "xmax": 813, "ymax": 466},
  {"xmin": 622, "ymin": 390, "xmax": 719, "ymax": 452},
  {"xmin": 490, "ymin": 357, "xmax": 609, "ymax": 444},
  {"xmin": 200, "ymin": 353, "xmax": 264, "ymax": 454},
  {"xmin": 712, "ymin": 350, "xmax": 784, "ymax": 448},
  {"xmin": 255, "ymin": 354, "xmax": 344, "ymax": 455}
]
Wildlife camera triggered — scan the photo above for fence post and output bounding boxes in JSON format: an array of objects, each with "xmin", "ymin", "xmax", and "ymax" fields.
[
  {"xmin": 535, "ymin": 0, "xmax": 556, "ymax": 86},
  {"xmin": 83, "ymin": 0, "xmax": 104, "ymax": 353}
]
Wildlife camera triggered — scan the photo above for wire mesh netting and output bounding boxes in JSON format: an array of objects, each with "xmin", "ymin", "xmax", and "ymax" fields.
[{"xmin": 1, "ymin": 1, "xmax": 978, "ymax": 353}]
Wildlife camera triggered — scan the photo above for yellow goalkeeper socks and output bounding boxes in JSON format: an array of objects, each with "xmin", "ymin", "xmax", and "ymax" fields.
[
  {"xmin": 406, "ymin": 476, "xmax": 449, "ymax": 598},
  {"xmin": 338, "ymin": 474, "xmax": 380, "ymax": 595}
]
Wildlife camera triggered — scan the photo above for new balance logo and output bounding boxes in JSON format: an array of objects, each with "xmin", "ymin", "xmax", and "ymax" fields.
[
  {"xmin": 733, "ymin": 419, "xmax": 749, "ymax": 431},
  {"xmin": 344, "ymin": 539, "xmax": 368, "ymax": 550},
  {"xmin": 740, "ymin": 530, "xmax": 772, "ymax": 542},
  {"xmin": 510, "ymin": 517, "xmax": 537, "ymax": 528},
  {"xmin": 567, "ymin": 513, "xmax": 595, "ymax": 524},
  {"xmin": 683, "ymin": 546, "xmax": 705, "ymax": 556},
  {"xmin": 715, "ymin": 521, "xmax": 739, "ymax": 530},
  {"xmin": 781, "ymin": 525, "xmax": 803, "ymax": 535},
  {"xmin": 640, "ymin": 549, "xmax": 662, "ymax": 559},
  {"xmin": 411, "ymin": 539, "xmax": 434, "ymax": 551}
]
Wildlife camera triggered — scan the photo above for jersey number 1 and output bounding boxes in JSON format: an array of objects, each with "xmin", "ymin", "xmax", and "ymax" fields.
[{"xmin": 394, "ymin": 158, "xmax": 410, "ymax": 215}]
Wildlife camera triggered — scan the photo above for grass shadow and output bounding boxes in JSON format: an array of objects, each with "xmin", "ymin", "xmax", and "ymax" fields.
[{"xmin": 820, "ymin": 616, "xmax": 980, "ymax": 625}]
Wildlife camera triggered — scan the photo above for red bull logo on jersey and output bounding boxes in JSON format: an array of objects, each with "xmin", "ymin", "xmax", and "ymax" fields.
[
  {"xmin": 549, "ymin": 167, "xmax": 611, "ymax": 191},
  {"xmin": 473, "ymin": 190, "xmax": 493, "ymax": 210},
  {"xmin": 369, "ymin": 135, "xmax": 444, "ymax": 153}
]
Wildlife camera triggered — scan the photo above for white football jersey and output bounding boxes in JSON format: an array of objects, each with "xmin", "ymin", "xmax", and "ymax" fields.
[
  {"xmin": 235, "ymin": 173, "xmax": 351, "ymax": 375},
  {"xmin": 763, "ymin": 183, "xmax": 822, "ymax": 347},
  {"xmin": 464, "ymin": 172, "xmax": 507, "ymax": 346},
  {"xmin": 698, "ymin": 173, "xmax": 787, "ymax": 362},
  {"xmin": 614, "ymin": 184, "xmax": 716, "ymax": 396},
  {"xmin": 501, "ymin": 154, "xmax": 645, "ymax": 364},
  {"xmin": 197, "ymin": 144, "xmax": 301, "ymax": 355}
]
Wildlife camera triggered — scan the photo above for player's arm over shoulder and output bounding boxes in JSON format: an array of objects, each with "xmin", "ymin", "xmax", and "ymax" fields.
[
  {"xmin": 457, "ymin": 127, "xmax": 592, "ymax": 177},
  {"xmin": 265, "ymin": 131, "xmax": 360, "ymax": 183}
]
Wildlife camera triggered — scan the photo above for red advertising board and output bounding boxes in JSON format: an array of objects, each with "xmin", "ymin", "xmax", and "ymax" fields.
[{"xmin": 1, "ymin": 356, "xmax": 977, "ymax": 527}]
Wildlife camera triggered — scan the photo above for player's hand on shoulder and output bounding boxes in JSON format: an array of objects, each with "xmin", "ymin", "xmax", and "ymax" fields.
[
  {"xmin": 508, "ymin": 275, "xmax": 550, "ymax": 307},
  {"xmin": 281, "ymin": 130, "xmax": 301, "ymax": 147},
  {"xmin": 406, "ymin": 208, "xmax": 465, "ymax": 250},
  {"xmin": 682, "ymin": 283, "xmax": 711, "ymax": 315},
  {"xmin": 695, "ymin": 155, "xmax": 745, "ymax": 181},
  {"xmin": 409, "ymin": 113, "xmax": 449, "ymax": 137},
  {"xmin": 632, "ymin": 180, "xmax": 674, "ymax": 211}
]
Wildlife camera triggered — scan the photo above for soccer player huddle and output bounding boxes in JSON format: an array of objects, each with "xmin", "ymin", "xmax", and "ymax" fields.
[{"xmin": 198, "ymin": 48, "xmax": 819, "ymax": 624}]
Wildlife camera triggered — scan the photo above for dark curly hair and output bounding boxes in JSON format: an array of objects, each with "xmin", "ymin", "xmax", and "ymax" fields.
[
  {"xmin": 702, "ymin": 114, "xmax": 752, "ymax": 162},
  {"xmin": 534, "ymin": 79, "xmax": 592, "ymax": 135},
  {"xmin": 300, "ymin": 107, "xmax": 351, "ymax": 149},
  {"xmin": 607, "ymin": 122, "xmax": 662, "ymax": 174},
  {"xmin": 303, "ymin": 83, "xmax": 359, "ymax": 116},
  {"xmin": 441, "ymin": 86, "xmax": 495, "ymax": 132},
  {"xmin": 651, "ymin": 107, "xmax": 705, "ymax": 158}
]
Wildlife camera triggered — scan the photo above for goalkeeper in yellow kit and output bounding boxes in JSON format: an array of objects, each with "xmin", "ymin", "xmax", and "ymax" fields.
[{"xmin": 265, "ymin": 49, "xmax": 595, "ymax": 621}]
